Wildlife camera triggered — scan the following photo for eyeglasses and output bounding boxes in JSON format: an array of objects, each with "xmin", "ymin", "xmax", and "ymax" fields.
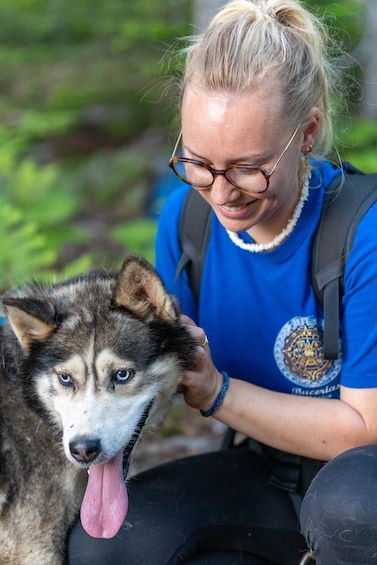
[{"xmin": 169, "ymin": 122, "xmax": 302, "ymax": 195}]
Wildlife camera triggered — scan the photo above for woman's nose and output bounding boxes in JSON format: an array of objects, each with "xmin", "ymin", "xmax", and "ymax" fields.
[{"xmin": 210, "ymin": 173, "xmax": 239, "ymax": 199}]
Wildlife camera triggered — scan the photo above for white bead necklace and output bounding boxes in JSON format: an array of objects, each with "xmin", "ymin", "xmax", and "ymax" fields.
[{"xmin": 226, "ymin": 173, "xmax": 310, "ymax": 253}]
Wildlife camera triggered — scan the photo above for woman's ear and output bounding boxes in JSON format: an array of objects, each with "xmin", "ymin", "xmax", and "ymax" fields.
[{"xmin": 301, "ymin": 107, "xmax": 320, "ymax": 152}]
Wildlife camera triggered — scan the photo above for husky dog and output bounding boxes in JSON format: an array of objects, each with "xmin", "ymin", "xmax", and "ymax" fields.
[{"xmin": 0, "ymin": 255, "xmax": 196, "ymax": 565}]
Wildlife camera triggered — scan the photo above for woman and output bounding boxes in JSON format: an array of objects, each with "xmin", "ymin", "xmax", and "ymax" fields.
[{"xmin": 69, "ymin": 1, "xmax": 377, "ymax": 563}]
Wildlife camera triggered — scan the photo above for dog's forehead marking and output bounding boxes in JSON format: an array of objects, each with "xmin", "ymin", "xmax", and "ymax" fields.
[
  {"xmin": 54, "ymin": 337, "xmax": 136, "ymax": 389},
  {"xmin": 94, "ymin": 348, "xmax": 134, "ymax": 373},
  {"xmin": 61, "ymin": 332, "xmax": 96, "ymax": 384},
  {"xmin": 63, "ymin": 309, "xmax": 96, "ymax": 332}
]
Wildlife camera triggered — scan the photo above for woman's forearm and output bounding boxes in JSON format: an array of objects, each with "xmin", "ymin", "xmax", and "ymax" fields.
[{"xmin": 214, "ymin": 378, "xmax": 377, "ymax": 461}]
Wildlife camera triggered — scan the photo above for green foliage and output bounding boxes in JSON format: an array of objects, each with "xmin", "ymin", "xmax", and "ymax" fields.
[
  {"xmin": 0, "ymin": 129, "xmax": 90, "ymax": 289},
  {"xmin": 309, "ymin": 0, "xmax": 365, "ymax": 49},
  {"xmin": 0, "ymin": 201, "xmax": 55, "ymax": 287},
  {"xmin": 0, "ymin": 196, "xmax": 91, "ymax": 288},
  {"xmin": 111, "ymin": 219, "xmax": 157, "ymax": 266},
  {"xmin": 65, "ymin": 146, "xmax": 149, "ymax": 206},
  {"xmin": 0, "ymin": 0, "xmax": 190, "ymax": 47},
  {"xmin": 0, "ymin": 0, "xmax": 190, "ymax": 119},
  {"xmin": 0, "ymin": 0, "xmax": 191, "ymax": 289},
  {"xmin": 17, "ymin": 110, "xmax": 78, "ymax": 140},
  {"xmin": 339, "ymin": 117, "xmax": 377, "ymax": 172},
  {"xmin": 0, "ymin": 0, "xmax": 374, "ymax": 294}
]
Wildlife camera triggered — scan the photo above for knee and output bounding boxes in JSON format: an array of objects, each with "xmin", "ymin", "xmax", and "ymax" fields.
[{"xmin": 300, "ymin": 445, "xmax": 377, "ymax": 562}]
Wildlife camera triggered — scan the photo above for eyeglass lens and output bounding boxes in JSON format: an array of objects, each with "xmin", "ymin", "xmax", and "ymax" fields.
[{"xmin": 171, "ymin": 160, "xmax": 268, "ymax": 193}]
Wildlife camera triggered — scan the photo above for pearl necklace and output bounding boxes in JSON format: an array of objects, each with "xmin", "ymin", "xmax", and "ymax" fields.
[{"xmin": 226, "ymin": 173, "xmax": 310, "ymax": 253}]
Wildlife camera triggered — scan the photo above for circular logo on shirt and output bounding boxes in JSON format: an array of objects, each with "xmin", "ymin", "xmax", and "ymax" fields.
[{"xmin": 274, "ymin": 316, "xmax": 341, "ymax": 389}]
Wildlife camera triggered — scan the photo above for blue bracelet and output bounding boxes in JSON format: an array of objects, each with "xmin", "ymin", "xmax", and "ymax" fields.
[{"xmin": 200, "ymin": 371, "xmax": 230, "ymax": 417}]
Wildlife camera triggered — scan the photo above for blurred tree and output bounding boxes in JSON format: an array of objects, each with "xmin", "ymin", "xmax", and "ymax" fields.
[{"xmin": 355, "ymin": 0, "xmax": 377, "ymax": 118}]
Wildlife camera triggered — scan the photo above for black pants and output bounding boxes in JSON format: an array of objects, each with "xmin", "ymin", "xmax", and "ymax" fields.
[
  {"xmin": 68, "ymin": 449, "xmax": 308, "ymax": 564},
  {"xmin": 300, "ymin": 444, "xmax": 377, "ymax": 564}
]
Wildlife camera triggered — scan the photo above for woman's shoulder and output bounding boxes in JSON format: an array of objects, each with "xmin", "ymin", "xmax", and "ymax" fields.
[
  {"xmin": 341, "ymin": 165, "xmax": 377, "ymax": 276},
  {"xmin": 315, "ymin": 159, "xmax": 377, "ymax": 254},
  {"xmin": 352, "ymin": 199, "xmax": 377, "ymax": 251}
]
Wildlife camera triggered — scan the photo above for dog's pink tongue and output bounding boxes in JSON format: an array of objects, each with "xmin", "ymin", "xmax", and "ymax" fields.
[{"xmin": 80, "ymin": 450, "xmax": 128, "ymax": 539}]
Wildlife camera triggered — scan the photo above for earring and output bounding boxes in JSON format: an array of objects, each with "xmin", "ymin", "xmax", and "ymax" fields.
[
  {"xmin": 303, "ymin": 145, "xmax": 313, "ymax": 156},
  {"xmin": 301, "ymin": 145, "xmax": 313, "ymax": 185}
]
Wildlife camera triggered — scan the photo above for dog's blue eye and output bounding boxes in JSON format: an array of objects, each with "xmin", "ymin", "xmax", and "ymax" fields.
[
  {"xmin": 114, "ymin": 369, "xmax": 134, "ymax": 384},
  {"xmin": 58, "ymin": 373, "xmax": 73, "ymax": 387}
]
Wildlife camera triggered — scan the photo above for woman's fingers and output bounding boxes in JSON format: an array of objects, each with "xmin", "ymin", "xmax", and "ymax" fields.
[{"xmin": 180, "ymin": 315, "xmax": 209, "ymax": 349}]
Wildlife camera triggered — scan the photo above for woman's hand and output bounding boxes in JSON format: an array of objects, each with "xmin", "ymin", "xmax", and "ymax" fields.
[{"xmin": 180, "ymin": 315, "xmax": 223, "ymax": 412}]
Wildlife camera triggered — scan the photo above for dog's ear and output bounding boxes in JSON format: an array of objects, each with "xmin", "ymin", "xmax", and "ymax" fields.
[
  {"xmin": 114, "ymin": 255, "xmax": 179, "ymax": 322},
  {"xmin": 3, "ymin": 298, "xmax": 56, "ymax": 349}
]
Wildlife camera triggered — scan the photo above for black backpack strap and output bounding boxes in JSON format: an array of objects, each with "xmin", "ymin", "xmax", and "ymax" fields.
[
  {"xmin": 175, "ymin": 189, "xmax": 212, "ymax": 305},
  {"xmin": 312, "ymin": 164, "xmax": 377, "ymax": 359}
]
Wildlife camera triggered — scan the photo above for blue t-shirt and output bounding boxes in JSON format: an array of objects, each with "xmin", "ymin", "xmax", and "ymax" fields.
[{"xmin": 155, "ymin": 160, "xmax": 377, "ymax": 398}]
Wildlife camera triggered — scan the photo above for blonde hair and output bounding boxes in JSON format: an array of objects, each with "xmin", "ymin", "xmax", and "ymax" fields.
[{"xmin": 180, "ymin": 0, "xmax": 343, "ymax": 159}]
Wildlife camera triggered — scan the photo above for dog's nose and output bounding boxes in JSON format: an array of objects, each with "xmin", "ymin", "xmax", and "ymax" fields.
[{"xmin": 69, "ymin": 437, "xmax": 101, "ymax": 464}]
